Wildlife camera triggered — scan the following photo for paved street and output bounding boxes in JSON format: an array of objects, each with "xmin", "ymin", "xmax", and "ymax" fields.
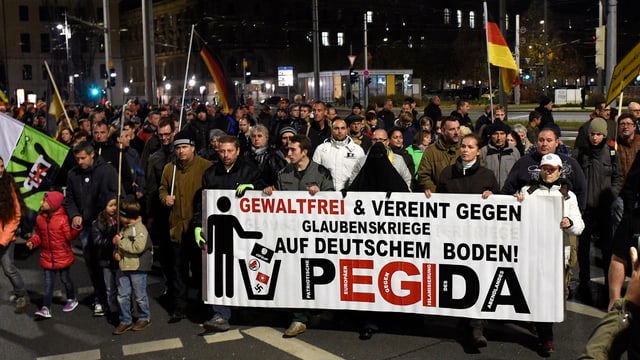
[{"xmin": 1, "ymin": 235, "xmax": 608, "ymax": 360}]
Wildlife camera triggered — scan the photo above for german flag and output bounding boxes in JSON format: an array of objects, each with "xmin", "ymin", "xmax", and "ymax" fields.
[
  {"xmin": 200, "ymin": 47, "xmax": 231, "ymax": 115},
  {"xmin": 485, "ymin": 4, "xmax": 520, "ymax": 94}
]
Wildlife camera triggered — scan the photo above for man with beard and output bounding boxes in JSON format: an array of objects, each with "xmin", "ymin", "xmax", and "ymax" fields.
[{"xmin": 416, "ymin": 116, "xmax": 461, "ymax": 192}]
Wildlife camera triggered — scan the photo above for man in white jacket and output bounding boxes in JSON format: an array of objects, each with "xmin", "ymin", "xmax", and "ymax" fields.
[{"xmin": 312, "ymin": 119, "xmax": 365, "ymax": 191}]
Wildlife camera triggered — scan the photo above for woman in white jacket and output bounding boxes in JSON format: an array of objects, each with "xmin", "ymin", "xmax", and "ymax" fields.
[{"xmin": 515, "ymin": 153, "xmax": 584, "ymax": 355}]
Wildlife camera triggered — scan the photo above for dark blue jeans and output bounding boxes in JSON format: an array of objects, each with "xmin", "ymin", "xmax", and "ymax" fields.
[
  {"xmin": 0, "ymin": 242, "xmax": 26, "ymax": 297},
  {"xmin": 43, "ymin": 267, "xmax": 75, "ymax": 308}
]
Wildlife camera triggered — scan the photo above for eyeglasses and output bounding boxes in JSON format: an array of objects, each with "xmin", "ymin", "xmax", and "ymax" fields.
[
  {"xmin": 619, "ymin": 122, "xmax": 636, "ymax": 127},
  {"xmin": 371, "ymin": 138, "xmax": 388, "ymax": 142}
]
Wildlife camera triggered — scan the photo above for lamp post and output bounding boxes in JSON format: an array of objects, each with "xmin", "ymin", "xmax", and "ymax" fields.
[
  {"xmin": 56, "ymin": 14, "xmax": 74, "ymax": 104},
  {"xmin": 363, "ymin": 11, "xmax": 372, "ymax": 107}
]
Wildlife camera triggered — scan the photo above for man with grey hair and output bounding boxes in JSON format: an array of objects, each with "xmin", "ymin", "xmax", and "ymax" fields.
[{"xmin": 245, "ymin": 124, "xmax": 287, "ymax": 188}]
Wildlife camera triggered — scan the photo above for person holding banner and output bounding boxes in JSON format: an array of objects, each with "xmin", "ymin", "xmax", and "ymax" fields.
[
  {"xmin": 159, "ymin": 131, "xmax": 213, "ymax": 322},
  {"xmin": 263, "ymin": 134, "xmax": 334, "ymax": 338},
  {"xmin": 193, "ymin": 135, "xmax": 265, "ymax": 332},
  {"xmin": 425, "ymin": 133, "xmax": 499, "ymax": 348},
  {"xmin": 515, "ymin": 153, "xmax": 584, "ymax": 355}
]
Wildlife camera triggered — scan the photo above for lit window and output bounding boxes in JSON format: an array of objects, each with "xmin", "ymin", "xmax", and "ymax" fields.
[
  {"xmin": 469, "ymin": 11, "xmax": 475, "ymax": 29},
  {"xmin": 444, "ymin": 8, "xmax": 450, "ymax": 25},
  {"xmin": 457, "ymin": 10, "xmax": 462, "ymax": 28},
  {"xmin": 322, "ymin": 31, "xmax": 329, "ymax": 46},
  {"xmin": 337, "ymin": 32, "xmax": 344, "ymax": 46}
]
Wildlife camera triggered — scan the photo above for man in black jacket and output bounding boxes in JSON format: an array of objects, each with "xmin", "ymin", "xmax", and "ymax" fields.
[
  {"xmin": 63, "ymin": 141, "xmax": 118, "ymax": 316},
  {"xmin": 193, "ymin": 135, "xmax": 265, "ymax": 332}
]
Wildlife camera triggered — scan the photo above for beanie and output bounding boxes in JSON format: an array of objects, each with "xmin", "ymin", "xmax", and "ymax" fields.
[
  {"xmin": 540, "ymin": 96, "xmax": 552, "ymax": 107},
  {"xmin": 488, "ymin": 120, "xmax": 511, "ymax": 135},
  {"xmin": 173, "ymin": 130, "xmax": 195, "ymax": 147},
  {"xmin": 589, "ymin": 117, "xmax": 608, "ymax": 137},
  {"xmin": 44, "ymin": 191, "xmax": 64, "ymax": 211},
  {"xmin": 279, "ymin": 126, "xmax": 297, "ymax": 137}
]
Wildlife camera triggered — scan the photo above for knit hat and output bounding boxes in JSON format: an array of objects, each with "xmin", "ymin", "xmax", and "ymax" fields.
[
  {"xmin": 589, "ymin": 117, "xmax": 608, "ymax": 136},
  {"xmin": 196, "ymin": 104, "xmax": 207, "ymax": 114},
  {"xmin": 44, "ymin": 191, "xmax": 64, "ymax": 211},
  {"xmin": 279, "ymin": 126, "xmax": 296, "ymax": 137},
  {"xmin": 173, "ymin": 130, "xmax": 195, "ymax": 147},
  {"xmin": 540, "ymin": 153, "xmax": 562, "ymax": 169},
  {"xmin": 352, "ymin": 102, "xmax": 362, "ymax": 110},
  {"xmin": 488, "ymin": 120, "xmax": 511, "ymax": 135}
]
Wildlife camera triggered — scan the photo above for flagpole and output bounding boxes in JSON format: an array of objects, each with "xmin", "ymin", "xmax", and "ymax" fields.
[
  {"xmin": 483, "ymin": 2, "xmax": 495, "ymax": 119},
  {"xmin": 170, "ymin": 24, "xmax": 196, "ymax": 196},
  {"xmin": 43, "ymin": 60, "xmax": 73, "ymax": 131}
]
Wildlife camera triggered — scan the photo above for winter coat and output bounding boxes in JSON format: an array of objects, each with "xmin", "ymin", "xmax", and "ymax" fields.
[
  {"xmin": 416, "ymin": 136, "xmax": 461, "ymax": 192},
  {"xmin": 117, "ymin": 219, "xmax": 152, "ymax": 272},
  {"xmin": 312, "ymin": 136, "xmax": 366, "ymax": 191},
  {"xmin": 29, "ymin": 207, "xmax": 81, "ymax": 270},
  {"xmin": 278, "ymin": 161, "xmax": 334, "ymax": 191},
  {"xmin": 159, "ymin": 155, "xmax": 212, "ymax": 243},
  {"xmin": 480, "ymin": 142, "xmax": 521, "ymax": 189},
  {"xmin": 193, "ymin": 158, "xmax": 265, "ymax": 228},
  {"xmin": 436, "ymin": 158, "xmax": 499, "ymax": 195},
  {"xmin": 63, "ymin": 156, "xmax": 119, "ymax": 229},
  {"xmin": 573, "ymin": 142, "xmax": 623, "ymax": 210},
  {"xmin": 91, "ymin": 215, "xmax": 117, "ymax": 269}
]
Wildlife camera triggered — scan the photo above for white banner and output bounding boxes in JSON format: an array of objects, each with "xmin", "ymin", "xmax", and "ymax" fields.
[{"xmin": 202, "ymin": 190, "xmax": 565, "ymax": 322}]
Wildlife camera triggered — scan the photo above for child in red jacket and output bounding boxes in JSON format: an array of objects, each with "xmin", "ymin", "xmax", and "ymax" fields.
[{"xmin": 26, "ymin": 191, "xmax": 82, "ymax": 319}]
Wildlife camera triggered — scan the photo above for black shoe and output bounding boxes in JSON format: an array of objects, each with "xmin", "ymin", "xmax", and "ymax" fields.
[
  {"xmin": 359, "ymin": 327, "xmax": 374, "ymax": 340},
  {"xmin": 169, "ymin": 310, "xmax": 186, "ymax": 323}
]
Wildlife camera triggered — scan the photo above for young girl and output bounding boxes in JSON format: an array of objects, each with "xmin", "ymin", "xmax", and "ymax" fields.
[
  {"xmin": 91, "ymin": 196, "xmax": 119, "ymax": 323},
  {"xmin": 27, "ymin": 191, "xmax": 82, "ymax": 318}
]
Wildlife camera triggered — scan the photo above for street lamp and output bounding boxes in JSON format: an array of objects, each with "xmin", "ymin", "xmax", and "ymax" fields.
[
  {"xmin": 363, "ymin": 10, "xmax": 373, "ymax": 107},
  {"xmin": 123, "ymin": 86, "xmax": 130, "ymax": 104}
]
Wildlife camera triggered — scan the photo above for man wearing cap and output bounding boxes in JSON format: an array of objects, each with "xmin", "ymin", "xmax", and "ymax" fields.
[
  {"xmin": 616, "ymin": 113, "xmax": 640, "ymax": 178},
  {"xmin": 346, "ymin": 114, "xmax": 372, "ymax": 153},
  {"xmin": 480, "ymin": 121, "xmax": 520, "ymax": 189},
  {"xmin": 535, "ymin": 96, "xmax": 555, "ymax": 129},
  {"xmin": 193, "ymin": 135, "xmax": 265, "ymax": 332},
  {"xmin": 501, "ymin": 127, "xmax": 587, "ymax": 211},
  {"xmin": 277, "ymin": 127, "xmax": 296, "ymax": 159},
  {"xmin": 575, "ymin": 102, "xmax": 617, "ymax": 150},
  {"xmin": 350, "ymin": 103, "xmax": 363, "ymax": 117},
  {"xmin": 159, "ymin": 131, "xmax": 213, "ymax": 321},
  {"xmin": 515, "ymin": 152, "xmax": 584, "ymax": 355},
  {"xmin": 573, "ymin": 117, "xmax": 623, "ymax": 303}
]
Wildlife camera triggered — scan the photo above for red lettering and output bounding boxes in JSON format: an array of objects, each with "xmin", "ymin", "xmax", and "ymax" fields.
[
  {"xmin": 377, "ymin": 261, "xmax": 421, "ymax": 306},
  {"xmin": 339, "ymin": 259, "xmax": 374, "ymax": 302}
]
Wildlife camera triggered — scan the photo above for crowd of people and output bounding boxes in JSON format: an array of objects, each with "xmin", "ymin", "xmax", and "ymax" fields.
[{"xmin": 1, "ymin": 95, "xmax": 640, "ymax": 358}]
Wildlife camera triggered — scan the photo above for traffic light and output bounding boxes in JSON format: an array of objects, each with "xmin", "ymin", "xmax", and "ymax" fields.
[
  {"xmin": 349, "ymin": 68, "xmax": 358, "ymax": 84},
  {"xmin": 109, "ymin": 68, "xmax": 116, "ymax": 87},
  {"xmin": 365, "ymin": 77, "xmax": 372, "ymax": 86},
  {"xmin": 89, "ymin": 86, "xmax": 100, "ymax": 98},
  {"xmin": 245, "ymin": 70, "xmax": 252, "ymax": 84}
]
